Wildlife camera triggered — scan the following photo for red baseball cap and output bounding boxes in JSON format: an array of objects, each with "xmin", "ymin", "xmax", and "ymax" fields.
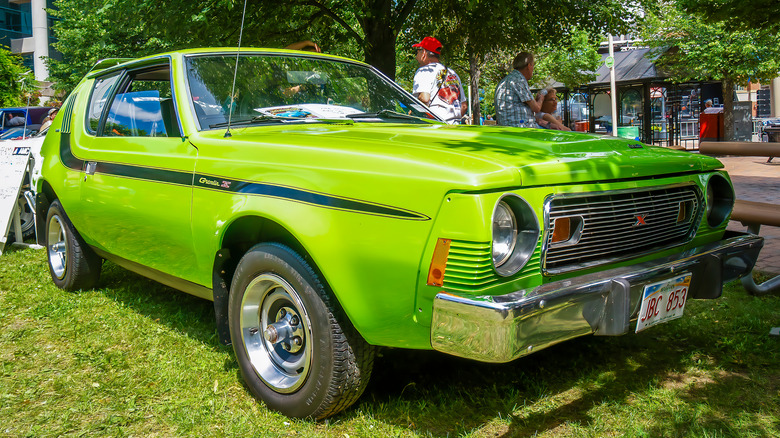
[{"xmin": 412, "ymin": 36, "xmax": 442, "ymax": 55}]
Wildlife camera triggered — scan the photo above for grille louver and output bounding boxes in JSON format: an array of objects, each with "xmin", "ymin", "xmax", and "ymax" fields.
[
  {"xmin": 544, "ymin": 185, "xmax": 702, "ymax": 273},
  {"xmin": 442, "ymin": 240, "xmax": 541, "ymax": 292}
]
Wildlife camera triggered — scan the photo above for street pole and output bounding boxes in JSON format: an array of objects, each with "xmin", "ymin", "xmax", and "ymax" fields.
[{"xmin": 608, "ymin": 34, "xmax": 618, "ymax": 137}]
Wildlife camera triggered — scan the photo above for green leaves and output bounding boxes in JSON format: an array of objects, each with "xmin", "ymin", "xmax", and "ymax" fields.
[
  {"xmin": 0, "ymin": 47, "xmax": 32, "ymax": 107},
  {"xmin": 640, "ymin": 2, "xmax": 780, "ymax": 86}
]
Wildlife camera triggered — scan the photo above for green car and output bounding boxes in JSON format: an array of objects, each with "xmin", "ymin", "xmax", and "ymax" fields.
[{"xmin": 36, "ymin": 48, "xmax": 763, "ymax": 419}]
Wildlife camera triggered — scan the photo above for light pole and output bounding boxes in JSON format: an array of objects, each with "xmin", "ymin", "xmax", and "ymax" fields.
[{"xmin": 17, "ymin": 70, "xmax": 32, "ymax": 138}]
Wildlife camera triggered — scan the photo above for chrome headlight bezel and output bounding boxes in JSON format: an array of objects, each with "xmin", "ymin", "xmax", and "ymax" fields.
[
  {"xmin": 492, "ymin": 194, "xmax": 540, "ymax": 277},
  {"xmin": 705, "ymin": 174, "xmax": 734, "ymax": 227}
]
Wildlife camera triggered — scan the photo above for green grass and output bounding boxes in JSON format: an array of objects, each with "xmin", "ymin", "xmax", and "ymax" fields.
[{"xmin": 1, "ymin": 247, "xmax": 779, "ymax": 437}]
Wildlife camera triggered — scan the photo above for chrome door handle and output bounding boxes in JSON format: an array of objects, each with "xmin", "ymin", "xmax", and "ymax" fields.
[{"xmin": 85, "ymin": 161, "xmax": 97, "ymax": 175}]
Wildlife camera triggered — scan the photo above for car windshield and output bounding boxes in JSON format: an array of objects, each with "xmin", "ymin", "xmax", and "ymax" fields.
[
  {"xmin": 185, "ymin": 53, "xmax": 437, "ymax": 129},
  {"xmin": 0, "ymin": 127, "xmax": 35, "ymax": 140}
]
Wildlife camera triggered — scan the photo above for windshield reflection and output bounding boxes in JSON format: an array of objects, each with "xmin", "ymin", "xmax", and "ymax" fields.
[{"xmin": 185, "ymin": 54, "xmax": 436, "ymax": 129}]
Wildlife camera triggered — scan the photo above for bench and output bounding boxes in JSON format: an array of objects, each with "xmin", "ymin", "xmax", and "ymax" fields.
[{"xmin": 700, "ymin": 141, "xmax": 780, "ymax": 295}]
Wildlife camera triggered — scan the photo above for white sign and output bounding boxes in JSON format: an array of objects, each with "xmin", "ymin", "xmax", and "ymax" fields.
[{"xmin": 0, "ymin": 142, "xmax": 32, "ymax": 253}]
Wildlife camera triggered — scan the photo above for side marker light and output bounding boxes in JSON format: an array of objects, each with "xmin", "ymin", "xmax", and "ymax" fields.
[{"xmin": 427, "ymin": 238, "xmax": 451, "ymax": 287}]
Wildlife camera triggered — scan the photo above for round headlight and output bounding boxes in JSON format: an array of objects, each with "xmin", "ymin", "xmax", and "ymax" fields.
[
  {"xmin": 492, "ymin": 201, "xmax": 517, "ymax": 267},
  {"xmin": 492, "ymin": 195, "xmax": 540, "ymax": 276},
  {"xmin": 706, "ymin": 174, "xmax": 734, "ymax": 227}
]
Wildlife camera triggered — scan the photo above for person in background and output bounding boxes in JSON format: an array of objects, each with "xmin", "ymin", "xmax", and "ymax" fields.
[
  {"xmin": 411, "ymin": 36, "xmax": 467, "ymax": 124},
  {"xmin": 535, "ymin": 88, "xmax": 570, "ymax": 131},
  {"xmin": 495, "ymin": 52, "xmax": 542, "ymax": 128},
  {"xmin": 6, "ymin": 112, "xmax": 25, "ymax": 127},
  {"xmin": 39, "ymin": 107, "xmax": 59, "ymax": 132},
  {"xmin": 284, "ymin": 40, "xmax": 322, "ymax": 53},
  {"xmin": 703, "ymin": 99, "xmax": 723, "ymax": 114}
]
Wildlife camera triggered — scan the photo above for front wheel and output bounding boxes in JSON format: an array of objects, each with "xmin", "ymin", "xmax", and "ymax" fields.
[{"xmin": 228, "ymin": 243, "xmax": 374, "ymax": 419}]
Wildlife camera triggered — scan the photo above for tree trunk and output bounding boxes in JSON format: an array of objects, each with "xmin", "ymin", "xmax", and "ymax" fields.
[
  {"xmin": 468, "ymin": 52, "xmax": 481, "ymax": 125},
  {"xmin": 723, "ymin": 78, "xmax": 735, "ymax": 141},
  {"xmin": 361, "ymin": 0, "xmax": 397, "ymax": 80}
]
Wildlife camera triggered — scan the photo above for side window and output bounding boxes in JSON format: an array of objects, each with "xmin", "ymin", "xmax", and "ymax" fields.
[
  {"xmin": 102, "ymin": 65, "xmax": 180, "ymax": 137},
  {"xmin": 87, "ymin": 73, "xmax": 122, "ymax": 134}
]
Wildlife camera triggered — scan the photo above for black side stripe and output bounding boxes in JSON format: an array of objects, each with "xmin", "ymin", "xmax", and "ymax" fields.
[
  {"xmin": 58, "ymin": 134, "xmax": 428, "ymax": 221},
  {"xmin": 60, "ymin": 134, "xmax": 83, "ymax": 170},
  {"xmin": 97, "ymin": 162, "xmax": 193, "ymax": 186},
  {"xmin": 195, "ymin": 175, "xmax": 429, "ymax": 220}
]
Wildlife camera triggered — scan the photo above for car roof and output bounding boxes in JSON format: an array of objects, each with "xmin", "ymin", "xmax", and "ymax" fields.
[{"xmin": 86, "ymin": 48, "xmax": 369, "ymax": 78}]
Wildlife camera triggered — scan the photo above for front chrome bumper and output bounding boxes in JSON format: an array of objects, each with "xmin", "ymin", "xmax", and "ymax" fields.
[{"xmin": 430, "ymin": 231, "xmax": 763, "ymax": 363}]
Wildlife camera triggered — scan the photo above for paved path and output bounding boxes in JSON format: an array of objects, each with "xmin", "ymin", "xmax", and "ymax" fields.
[{"xmin": 719, "ymin": 156, "xmax": 780, "ymax": 274}]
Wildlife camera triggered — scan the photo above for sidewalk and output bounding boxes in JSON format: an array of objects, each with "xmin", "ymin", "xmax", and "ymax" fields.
[{"xmin": 719, "ymin": 156, "xmax": 780, "ymax": 274}]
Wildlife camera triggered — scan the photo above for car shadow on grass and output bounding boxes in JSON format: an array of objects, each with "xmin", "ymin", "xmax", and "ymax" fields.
[
  {"xmin": 97, "ymin": 261, "xmax": 236, "ymax": 362},
  {"xmin": 91, "ymin": 261, "xmax": 777, "ymax": 435},
  {"xmin": 354, "ymin": 296, "xmax": 778, "ymax": 437}
]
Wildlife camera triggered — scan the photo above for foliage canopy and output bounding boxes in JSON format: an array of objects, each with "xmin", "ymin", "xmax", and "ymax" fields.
[{"xmin": 0, "ymin": 46, "xmax": 34, "ymax": 107}]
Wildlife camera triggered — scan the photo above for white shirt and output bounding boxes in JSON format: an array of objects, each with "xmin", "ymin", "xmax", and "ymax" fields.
[{"xmin": 412, "ymin": 62, "xmax": 465, "ymax": 124}]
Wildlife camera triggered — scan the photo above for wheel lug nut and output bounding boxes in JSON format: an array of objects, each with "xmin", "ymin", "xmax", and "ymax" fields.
[
  {"xmin": 290, "ymin": 315, "xmax": 299, "ymax": 326},
  {"xmin": 279, "ymin": 309, "xmax": 286, "ymax": 317},
  {"xmin": 282, "ymin": 342, "xmax": 291, "ymax": 351},
  {"xmin": 292, "ymin": 336, "xmax": 302, "ymax": 346},
  {"xmin": 263, "ymin": 326, "xmax": 279, "ymax": 343}
]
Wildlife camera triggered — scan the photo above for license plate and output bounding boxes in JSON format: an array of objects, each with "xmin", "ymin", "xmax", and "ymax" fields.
[{"xmin": 635, "ymin": 273, "xmax": 691, "ymax": 333}]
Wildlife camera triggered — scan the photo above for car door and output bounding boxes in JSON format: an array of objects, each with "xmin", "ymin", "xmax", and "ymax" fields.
[{"xmin": 78, "ymin": 61, "xmax": 200, "ymax": 284}]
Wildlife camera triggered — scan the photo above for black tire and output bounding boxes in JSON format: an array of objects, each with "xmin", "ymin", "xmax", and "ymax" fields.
[
  {"xmin": 228, "ymin": 243, "xmax": 375, "ymax": 419},
  {"xmin": 8, "ymin": 190, "xmax": 36, "ymax": 241},
  {"xmin": 45, "ymin": 200, "xmax": 102, "ymax": 290}
]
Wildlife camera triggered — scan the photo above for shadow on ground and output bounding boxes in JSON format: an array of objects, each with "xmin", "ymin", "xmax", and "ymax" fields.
[{"xmin": 92, "ymin": 260, "xmax": 778, "ymax": 436}]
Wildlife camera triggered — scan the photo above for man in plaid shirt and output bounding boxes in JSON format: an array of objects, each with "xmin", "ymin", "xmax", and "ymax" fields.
[{"xmin": 495, "ymin": 52, "xmax": 546, "ymax": 128}]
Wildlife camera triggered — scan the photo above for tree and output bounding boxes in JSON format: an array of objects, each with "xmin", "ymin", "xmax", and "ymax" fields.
[
  {"xmin": 0, "ymin": 46, "xmax": 34, "ymax": 107},
  {"xmin": 641, "ymin": 2, "xmax": 780, "ymax": 140},
  {"xmin": 678, "ymin": 0, "xmax": 780, "ymax": 32},
  {"xmin": 48, "ymin": 0, "xmax": 173, "ymax": 93},
  {"xmin": 532, "ymin": 28, "xmax": 602, "ymax": 90},
  {"xmin": 404, "ymin": 0, "xmax": 639, "ymax": 122}
]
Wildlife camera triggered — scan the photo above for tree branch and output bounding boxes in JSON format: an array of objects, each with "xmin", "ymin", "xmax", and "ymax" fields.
[
  {"xmin": 294, "ymin": 0, "xmax": 364, "ymax": 45},
  {"xmin": 392, "ymin": 0, "xmax": 417, "ymax": 34}
]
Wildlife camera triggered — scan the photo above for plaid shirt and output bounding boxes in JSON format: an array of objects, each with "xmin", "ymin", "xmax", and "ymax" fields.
[{"xmin": 494, "ymin": 70, "xmax": 535, "ymax": 128}]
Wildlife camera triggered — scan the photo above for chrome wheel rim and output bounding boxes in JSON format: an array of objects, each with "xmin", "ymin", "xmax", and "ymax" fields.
[
  {"xmin": 17, "ymin": 195, "xmax": 34, "ymax": 234},
  {"xmin": 240, "ymin": 273, "xmax": 312, "ymax": 393},
  {"xmin": 47, "ymin": 214, "xmax": 67, "ymax": 280}
]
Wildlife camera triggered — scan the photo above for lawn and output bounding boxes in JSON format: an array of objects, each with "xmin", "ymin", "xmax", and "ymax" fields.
[{"xmin": 1, "ymin": 247, "xmax": 778, "ymax": 437}]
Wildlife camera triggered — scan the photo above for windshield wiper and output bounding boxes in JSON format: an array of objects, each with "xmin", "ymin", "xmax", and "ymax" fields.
[
  {"xmin": 211, "ymin": 114, "xmax": 355, "ymax": 129},
  {"xmin": 346, "ymin": 110, "xmax": 432, "ymax": 123},
  {"xmin": 210, "ymin": 115, "xmax": 302, "ymax": 129}
]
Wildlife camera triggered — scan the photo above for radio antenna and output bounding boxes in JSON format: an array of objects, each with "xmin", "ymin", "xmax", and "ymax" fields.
[{"xmin": 225, "ymin": 0, "xmax": 249, "ymax": 138}]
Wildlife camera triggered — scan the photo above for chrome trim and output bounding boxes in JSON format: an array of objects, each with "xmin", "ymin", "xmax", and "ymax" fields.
[
  {"xmin": 492, "ymin": 194, "xmax": 540, "ymax": 277},
  {"xmin": 705, "ymin": 173, "xmax": 735, "ymax": 228},
  {"xmin": 431, "ymin": 231, "xmax": 763, "ymax": 363},
  {"xmin": 92, "ymin": 247, "xmax": 213, "ymax": 300},
  {"xmin": 541, "ymin": 183, "xmax": 703, "ymax": 275}
]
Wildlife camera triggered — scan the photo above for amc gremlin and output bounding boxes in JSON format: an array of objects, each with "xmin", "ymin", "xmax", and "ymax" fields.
[{"xmin": 36, "ymin": 48, "xmax": 763, "ymax": 419}]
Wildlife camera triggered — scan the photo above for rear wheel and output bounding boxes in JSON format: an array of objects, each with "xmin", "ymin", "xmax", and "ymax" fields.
[
  {"xmin": 228, "ymin": 243, "xmax": 374, "ymax": 419},
  {"xmin": 46, "ymin": 200, "xmax": 102, "ymax": 290},
  {"xmin": 8, "ymin": 190, "xmax": 35, "ymax": 241}
]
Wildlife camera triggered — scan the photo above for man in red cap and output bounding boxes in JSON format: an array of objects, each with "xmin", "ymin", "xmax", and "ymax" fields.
[{"xmin": 412, "ymin": 36, "xmax": 467, "ymax": 124}]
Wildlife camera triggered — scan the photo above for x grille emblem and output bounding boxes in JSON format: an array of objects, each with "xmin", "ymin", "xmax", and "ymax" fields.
[{"xmin": 633, "ymin": 214, "xmax": 648, "ymax": 227}]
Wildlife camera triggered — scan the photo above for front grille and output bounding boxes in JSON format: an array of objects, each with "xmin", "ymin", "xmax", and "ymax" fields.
[{"xmin": 543, "ymin": 185, "xmax": 702, "ymax": 273}]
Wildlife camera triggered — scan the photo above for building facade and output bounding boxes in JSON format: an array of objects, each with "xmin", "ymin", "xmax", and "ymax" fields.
[{"xmin": 1, "ymin": 0, "xmax": 58, "ymax": 99}]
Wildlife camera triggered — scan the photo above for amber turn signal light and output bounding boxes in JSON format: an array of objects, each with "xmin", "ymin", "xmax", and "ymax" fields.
[
  {"xmin": 427, "ymin": 238, "xmax": 451, "ymax": 287},
  {"xmin": 550, "ymin": 217, "xmax": 571, "ymax": 244}
]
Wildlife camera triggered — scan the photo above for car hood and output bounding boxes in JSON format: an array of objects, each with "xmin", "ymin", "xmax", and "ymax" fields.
[{"xmin": 196, "ymin": 123, "xmax": 723, "ymax": 189}]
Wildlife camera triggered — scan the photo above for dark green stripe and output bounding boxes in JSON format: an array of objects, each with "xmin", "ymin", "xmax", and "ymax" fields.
[
  {"xmin": 58, "ymin": 129, "xmax": 427, "ymax": 220},
  {"xmin": 194, "ymin": 175, "xmax": 428, "ymax": 220},
  {"xmin": 97, "ymin": 162, "xmax": 193, "ymax": 185}
]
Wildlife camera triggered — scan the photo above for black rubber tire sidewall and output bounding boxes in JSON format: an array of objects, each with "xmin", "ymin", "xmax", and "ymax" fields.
[
  {"xmin": 45, "ymin": 200, "xmax": 101, "ymax": 291},
  {"xmin": 228, "ymin": 243, "xmax": 336, "ymax": 419}
]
